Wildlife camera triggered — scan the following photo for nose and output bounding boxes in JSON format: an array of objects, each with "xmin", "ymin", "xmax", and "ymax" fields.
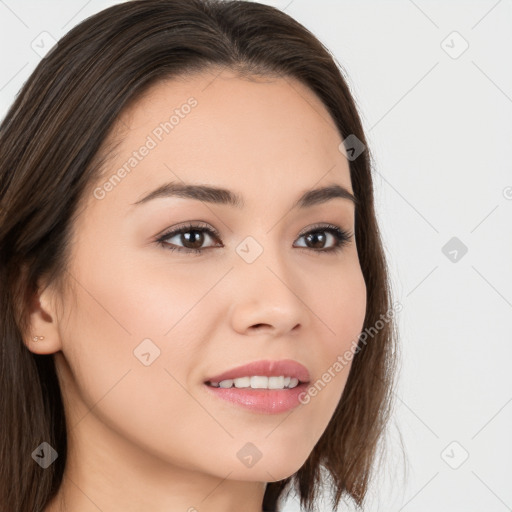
[{"xmin": 227, "ymin": 248, "xmax": 311, "ymax": 337}]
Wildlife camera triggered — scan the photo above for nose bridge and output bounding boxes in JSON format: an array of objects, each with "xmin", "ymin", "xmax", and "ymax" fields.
[{"xmin": 235, "ymin": 230, "xmax": 294, "ymax": 291}]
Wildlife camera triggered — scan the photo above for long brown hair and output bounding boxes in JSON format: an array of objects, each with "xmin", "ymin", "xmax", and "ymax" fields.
[{"xmin": 0, "ymin": 1, "xmax": 400, "ymax": 510}]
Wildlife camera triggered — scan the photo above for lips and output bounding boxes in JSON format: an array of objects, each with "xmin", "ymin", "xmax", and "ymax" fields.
[{"xmin": 204, "ymin": 359, "xmax": 310, "ymax": 384}]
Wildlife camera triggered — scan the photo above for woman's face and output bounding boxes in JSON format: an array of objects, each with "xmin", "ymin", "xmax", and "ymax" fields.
[{"xmin": 46, "ymin": 69, "xmax": 367, "ymax": 483}]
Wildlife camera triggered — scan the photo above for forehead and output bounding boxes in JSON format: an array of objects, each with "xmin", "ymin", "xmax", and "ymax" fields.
[{"xmin": 86, "ymin": 69, "xmax": 352, "ymax": 213}]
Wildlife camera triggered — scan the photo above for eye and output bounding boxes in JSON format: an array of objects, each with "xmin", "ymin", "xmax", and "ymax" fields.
[
  {"xmin": 156, "ymin": 221, "xmax": 221, "ymax": 255},
  {"xmin": 155, "ymin": 222, "xmax": 353, "ymax": 255},
  {"xmin": 294, "ymin": 223, "xmax": 352, "ymax": 254}
]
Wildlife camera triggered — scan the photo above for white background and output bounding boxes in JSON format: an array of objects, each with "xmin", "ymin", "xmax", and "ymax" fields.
[{"xmin": 1, "ymin": 1, "xmax": 511, "ymax": 510}]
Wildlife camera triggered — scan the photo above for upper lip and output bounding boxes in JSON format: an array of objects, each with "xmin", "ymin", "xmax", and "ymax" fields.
[{"xmin": 205, "ymin": 359, "xmax": 311, "ymax": 384}]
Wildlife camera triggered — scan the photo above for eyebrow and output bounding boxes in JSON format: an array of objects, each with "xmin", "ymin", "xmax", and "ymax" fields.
[{"xmin": 131, "ymin": 181, "xmax": 357, "ymax": 209}]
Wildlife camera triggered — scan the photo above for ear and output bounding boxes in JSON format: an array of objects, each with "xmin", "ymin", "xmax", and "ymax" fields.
[{"xmin": 24, "ymin": 276, "xmax": 63, "ymax": 355}]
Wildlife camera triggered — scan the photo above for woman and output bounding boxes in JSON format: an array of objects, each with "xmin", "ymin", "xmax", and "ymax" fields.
[{"xmin": 0, "ymin": 1, "xmax": 399, "ymax": 510}]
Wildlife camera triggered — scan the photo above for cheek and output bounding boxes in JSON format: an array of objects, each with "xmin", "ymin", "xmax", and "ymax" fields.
[
  {"xmin": 60, "ymin": 245, "xmax": 213, "ymax": 397},
  {"xmin": 58, "ymin": 250, "xmax": 237, "ymax": 469},
  {"xmin": 298, "ymin": 262, "xmax": 367, "ymax": 421},
  {"xmin": 57, "ymin": 275, "xmax": 220, "ymax": 472},
  {"xmin": 316, "ymin": 258, "xmax": 367, "ymax": 358},
  {"xmin": 68, "ymin": 236, "xmax": 221, "ymax": 350}
]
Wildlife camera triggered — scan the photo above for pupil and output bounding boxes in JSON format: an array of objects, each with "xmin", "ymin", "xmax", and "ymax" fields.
[
  {"xmin": 184, "ymin": 230, "xmax": 204, "ymax": 249},
  {"xmin": 306, "ymin": 232, "xmax": 325, "ymax": 249}
]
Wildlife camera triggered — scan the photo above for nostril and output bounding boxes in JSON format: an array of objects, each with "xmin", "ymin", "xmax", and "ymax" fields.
[{"xmin": 251, "ymin": 323, "xmax": 271, "ymax": 330}]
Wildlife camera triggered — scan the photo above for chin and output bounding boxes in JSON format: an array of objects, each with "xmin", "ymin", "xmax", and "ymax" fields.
[
  {"xmin": 226, "ymin": 465, "xmax": 301, "ymax": 483},
  {"xmin": 227, "ymin": 450, "xmax": 311, "ymax": 483}
]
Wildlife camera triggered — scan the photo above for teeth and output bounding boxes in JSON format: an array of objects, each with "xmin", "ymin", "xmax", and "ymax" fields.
[
  {"xmin": 250, "ymin": 376, "xmax": 268, "ymax": 388},
  {"xmin": 209, "ymin": 375, "xmax": 301, "ymax": 390},
  {"xmin": 234, "ymin": 376, "xmax": 251, "ymax": 388},
  {"xmin": 268, "ymin": 376, "xmax": 284, "ymax": 389}
]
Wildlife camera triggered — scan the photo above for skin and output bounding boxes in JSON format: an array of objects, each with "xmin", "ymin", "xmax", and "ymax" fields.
[{"xmin": 27, "ymin": 68, "xmax": 367, "ymax": 512}]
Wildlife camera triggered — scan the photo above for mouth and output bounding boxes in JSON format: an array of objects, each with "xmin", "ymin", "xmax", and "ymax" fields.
[
  {"xmin": 205, "ymin": 375, "xmax": 305, "ymax": 390},
  {"xmin": 203, "ymin": 359, "xmax": 311, "ymax": 414},
  {"xmin": 204, "ymin": 358, "xmax": 310, "ymax": 387}
]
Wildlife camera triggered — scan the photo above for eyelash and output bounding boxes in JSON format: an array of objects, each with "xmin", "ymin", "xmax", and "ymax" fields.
[{"xmin": 155, "ymin": 221, "xmax": 353, "ymax": 256}]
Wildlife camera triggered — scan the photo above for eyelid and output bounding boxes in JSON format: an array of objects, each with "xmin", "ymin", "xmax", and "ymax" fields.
[
  {"xmin": 297, "ymin": 222, "xmax": 343, "ymax": 237},
  {"xmin": 155, "ymin": 220, "xmax": 220, "ymax": 241}
]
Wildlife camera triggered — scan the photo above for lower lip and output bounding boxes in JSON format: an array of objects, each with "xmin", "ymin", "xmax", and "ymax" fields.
[{"xmin": 203, "ymin": 382, "xmax": 309, "ymax": 414}]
